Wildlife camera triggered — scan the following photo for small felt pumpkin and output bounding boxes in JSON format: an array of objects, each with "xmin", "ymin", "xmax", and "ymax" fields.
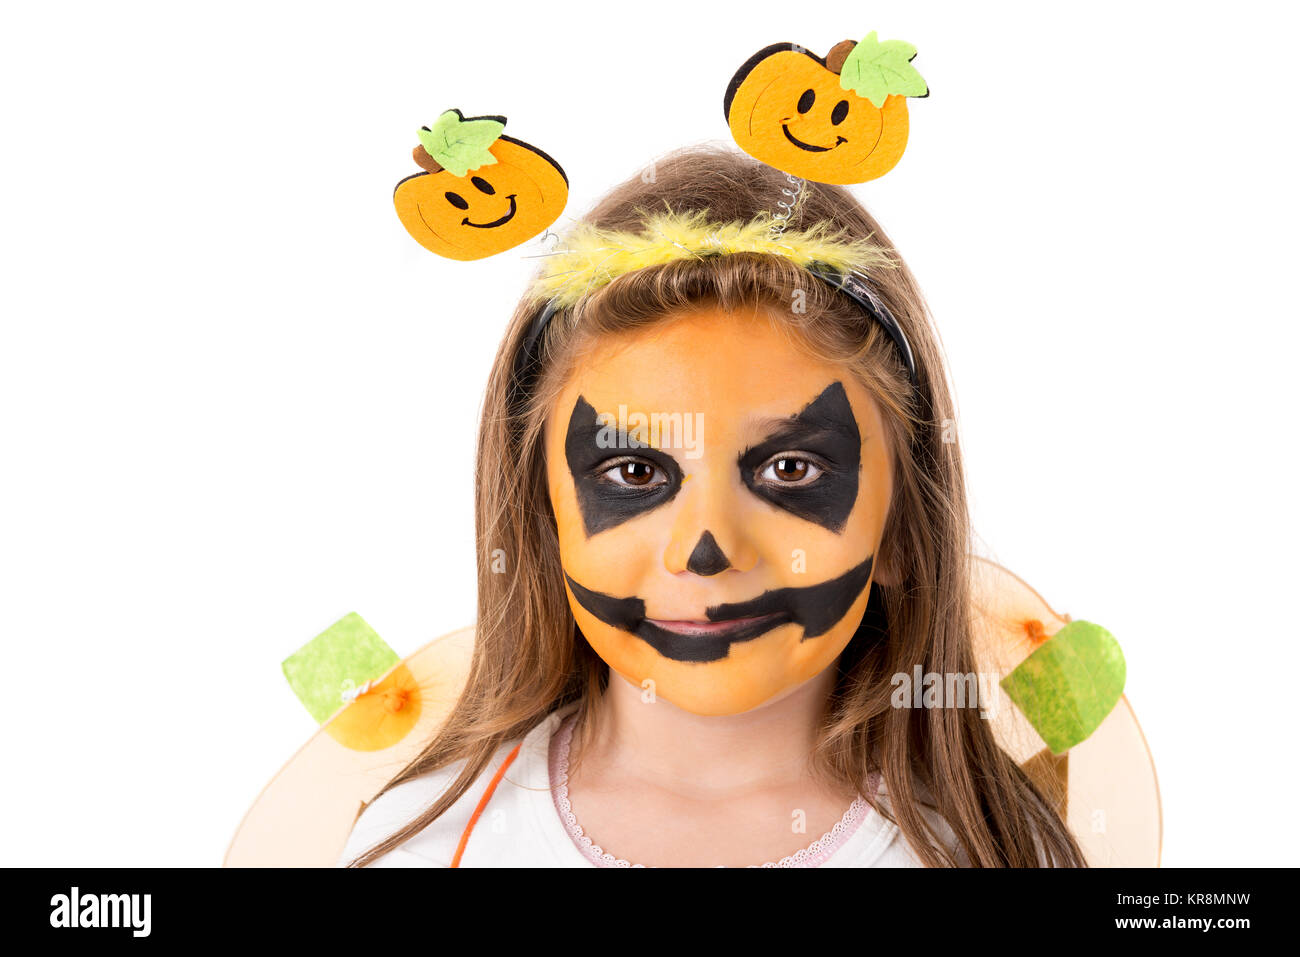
[
  {"xmin": 724, "ymin": 32, "xmax": 928, "ymax": 185},
  {"xmin": 324, "ymin": 663, "xmax": 422, "ymax": 752},
  {"xmin": 393, "ymin": 109, "xmax": 568, "ymax": 261}
]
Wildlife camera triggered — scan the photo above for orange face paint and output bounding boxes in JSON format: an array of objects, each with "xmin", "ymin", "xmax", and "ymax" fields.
[{"xmin": 544, "ymin": 305, "xmax": 893, "ymax": 715}]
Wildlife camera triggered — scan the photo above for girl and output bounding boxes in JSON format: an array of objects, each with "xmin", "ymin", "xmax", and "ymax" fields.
[{"xmin": 339, "ymin": 144, "xmax": 1086, "ymax": 868}]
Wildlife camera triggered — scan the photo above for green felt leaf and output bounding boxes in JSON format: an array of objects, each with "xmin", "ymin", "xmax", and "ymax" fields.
[
  {"xmin": 417, "ymin": 110, "xmax": 503, "ymax": 177},
  {"xmin": 1000, "ymin": 620, "xmax": 1126, "ymax": 755},
  {"xmin": 839, "ymin": 31, "xmax": 929, "ymax": 109},
  {"xmin": 281, "ymin": 613, "xmax": 399, "ymax": 724}
]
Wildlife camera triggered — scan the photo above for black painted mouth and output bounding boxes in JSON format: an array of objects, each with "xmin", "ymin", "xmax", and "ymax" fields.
[
  {"xmin": 463, "ymin": 194, "xmax": 517, "ymax": 228},
  {"xmin": 781, "ymin": 124, "xmax": 846, "ymax": 153},
  {"xmin": 565, "ymin": 554, "xmax": 873, "ymax": 664}
]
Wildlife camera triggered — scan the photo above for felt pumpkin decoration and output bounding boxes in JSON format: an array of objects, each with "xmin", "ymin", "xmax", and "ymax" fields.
[
  {"xmin": 724, "ymin": 31, "xmax": 928, "ymax": 185},
  {"xmin": 323, "ymin": 663, "xmax": 422, "ymax": 752},
  {"xmin": 393, "ymin": 109, "xmax": 568, "ymax": 261},
  {"xmin": 279, "ymin": 612, "xmax": 424, "ymax": 752}
]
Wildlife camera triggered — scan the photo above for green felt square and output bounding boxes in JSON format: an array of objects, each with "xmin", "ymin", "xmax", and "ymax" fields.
[
  {"xmin": 282, "ymin": 613, "xmax": 399, "ymax": 724},
  {"xmin": 1000, "ymin": 619, "xmax": 1126, "ymax": 755}
]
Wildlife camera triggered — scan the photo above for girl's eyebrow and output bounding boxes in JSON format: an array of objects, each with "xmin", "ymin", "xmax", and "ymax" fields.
[
  {"xmin": 744, "ymin": 381, "xmax": 860, "ymax": 446},
  {"xmin": 564, "ymin": 396, "xmax": 684, "ymax": 462},
  {"xmin": 747, "ymin": 416, "xmax": 849, "ymax": 445}
]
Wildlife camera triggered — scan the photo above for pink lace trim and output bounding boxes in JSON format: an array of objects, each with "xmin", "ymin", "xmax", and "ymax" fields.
[{"xmin": 548, "ymin": 712, "xmax": 870, "ymax": 868}]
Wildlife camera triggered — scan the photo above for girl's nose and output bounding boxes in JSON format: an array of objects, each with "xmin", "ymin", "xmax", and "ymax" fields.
[
  {"xmin": 685, "ymin": 531, "xmax": 730, "ymax": 575},
  {"xmin": 663, "ymin": 474, "xmax": 758, "ymax": 575}
]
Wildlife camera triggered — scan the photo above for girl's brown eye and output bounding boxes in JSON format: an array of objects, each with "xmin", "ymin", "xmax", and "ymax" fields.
[
  {"xmin": 602, "ymin": 460, "xmax": 661, "ymax": 487},
  {"xmin": 759, "ymin": 455, "xmax": 823, "ymax": 486},
  {"xmin": 774, "ymin": 458, "xmax": 808, "ymax": 481}
]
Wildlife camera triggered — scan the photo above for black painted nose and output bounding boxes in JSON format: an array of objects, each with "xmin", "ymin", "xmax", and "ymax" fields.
[{"xmin": 686, "ymin": 531, "xmax": 731, "ymax": 576}]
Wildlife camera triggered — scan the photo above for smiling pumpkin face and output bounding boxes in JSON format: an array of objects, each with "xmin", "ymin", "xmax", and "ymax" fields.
[
  {"xmin": 724, "ymin": 34, "xmax": 927, "ymax": 185},
  {"xmin": 393, "ymin": 110, "xmax": 568, "ymax": 261},
  {"xmin": 544, "ymin": 305, "xmax": 894, "ymax": 716}
]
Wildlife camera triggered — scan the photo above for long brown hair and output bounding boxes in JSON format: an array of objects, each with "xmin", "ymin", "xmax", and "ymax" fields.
[{"xmin": 347, "ymin": 144, "xmax": 1086, "ymax": 867}]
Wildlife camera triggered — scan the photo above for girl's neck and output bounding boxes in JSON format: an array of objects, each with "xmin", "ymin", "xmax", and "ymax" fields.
[{"xmin": 572, "ymin": 664, "xmax": 838, "ymax": 800}]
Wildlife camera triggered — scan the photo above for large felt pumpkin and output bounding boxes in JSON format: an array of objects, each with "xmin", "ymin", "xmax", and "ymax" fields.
[
  {"xmin": 724, "ymin": 32, "xmax": 928, "ymax": 185},
  {"xmin": 394, "ymin": 109, "xmax": 568, "ymax": 261}
]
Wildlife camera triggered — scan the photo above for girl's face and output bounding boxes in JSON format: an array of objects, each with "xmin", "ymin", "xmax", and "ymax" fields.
[{"xmin": 543, "ymin": 304, "xmax": 893, "ymax": 715}]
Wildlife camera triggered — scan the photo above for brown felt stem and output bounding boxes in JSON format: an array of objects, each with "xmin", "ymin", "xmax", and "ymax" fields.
[
  {"xmin": 412, "ymin": 145, "xmax": 443, "ymax": 174},
  {"xmin": 825, "ymin": 39, "xmax": 856, "ymax": 74}
]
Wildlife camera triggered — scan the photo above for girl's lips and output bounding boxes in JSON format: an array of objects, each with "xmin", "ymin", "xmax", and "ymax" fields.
[{"xmin": 643, "ymin": 613, "xmax": 785, "ymax": 637}]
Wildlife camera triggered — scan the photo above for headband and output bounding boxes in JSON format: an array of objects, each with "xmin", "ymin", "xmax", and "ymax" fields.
[{"xmin": 508, "ymin": 210, "xmax": 920, "ymax": 416}]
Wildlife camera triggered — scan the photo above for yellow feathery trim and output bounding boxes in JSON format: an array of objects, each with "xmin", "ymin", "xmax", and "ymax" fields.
[{"xmin": 529, "ymin": 209, "xmax": 897, "ymax": 307}]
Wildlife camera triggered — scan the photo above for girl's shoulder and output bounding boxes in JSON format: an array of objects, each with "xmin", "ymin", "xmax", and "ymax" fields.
[
  {"xmin": 335, "ymin": 705, "xmax": 576, "ymax": 867},
  {"xmin": 846, "ymin": 777, "xmax": 971, "ymax": 868}
]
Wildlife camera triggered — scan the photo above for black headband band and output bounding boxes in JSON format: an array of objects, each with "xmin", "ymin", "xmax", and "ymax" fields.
[{"xmin": 507, "ymin": 263, "xmax": 918, "ymax": 419}]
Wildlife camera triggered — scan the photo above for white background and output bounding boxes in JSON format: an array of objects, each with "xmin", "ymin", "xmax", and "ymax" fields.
[{"xmin": 1, "ymin": 1, "xmax": 1296, "ymax": 867}]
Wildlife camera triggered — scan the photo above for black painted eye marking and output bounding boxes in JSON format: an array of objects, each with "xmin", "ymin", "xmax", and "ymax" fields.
[
  {"xmin": 565, "ymin": 554, "xmax": 874, "ymax": 663},
  {"xmin": 737, "ymin": 380, "xmax": 861, "ymax": 533},
  {"xmin": 686, "ymin": 531, "xmax": 730, "ymax": 576},
  {"xmin": 471, "ymin": 176, "xmax": 495, "ymax": 195},
  {"xmin": 797, "ymin": 88, "xmax": 815, "ymax": 113},
  {"xmin": 444, "ymin": 191, "xmax": 469, "ymax": 210},
  {"xmin": 564, "ymin": 396, "xmax": 683, "ymax": 537},
  {"xmin": 831, "ymin": 99, "xmax": 849, "ymax": 125}
]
